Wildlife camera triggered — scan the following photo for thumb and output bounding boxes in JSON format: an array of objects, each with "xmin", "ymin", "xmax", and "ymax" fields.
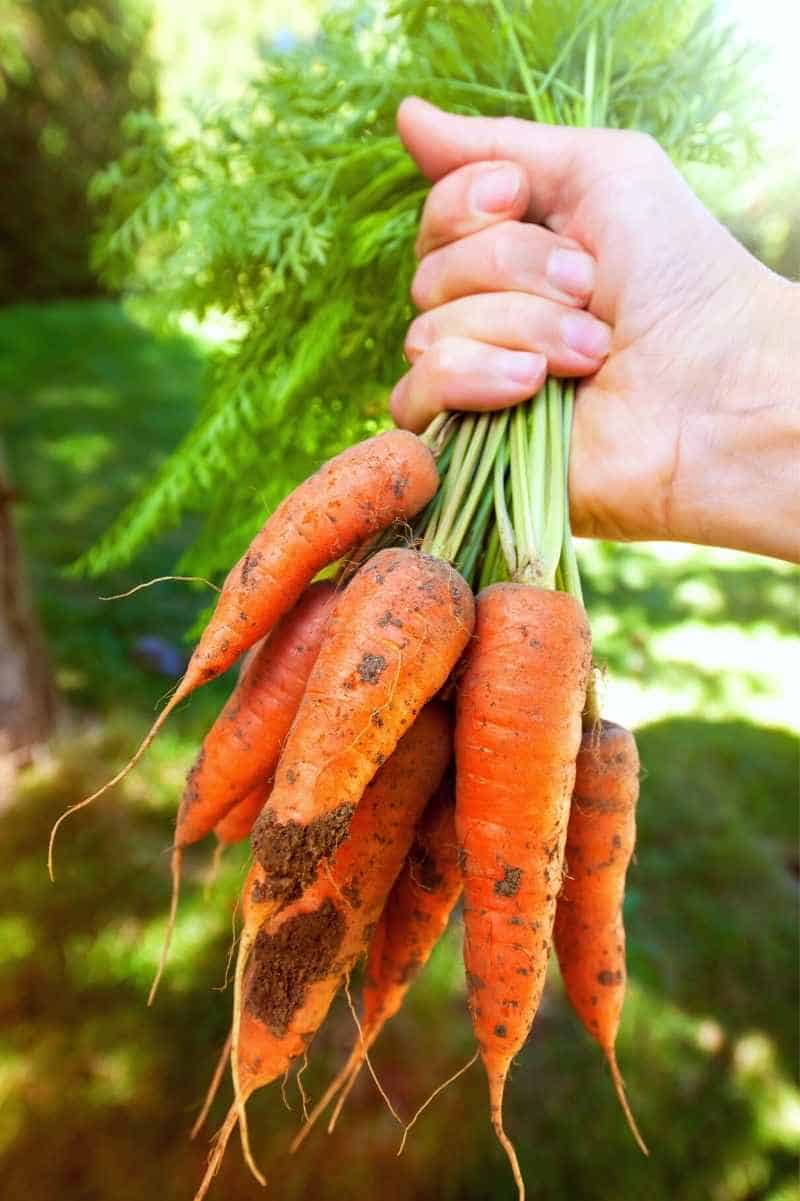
[{"xmin": 397, "ymin": 96, "xmax": 592, "ymax": 225}]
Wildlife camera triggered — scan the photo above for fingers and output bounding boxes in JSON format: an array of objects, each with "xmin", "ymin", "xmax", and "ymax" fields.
[
  {"xmin": 397, "ymin": 96, "xmax": 651, "ymax": 231},
  {"xmin": 398, "ymin": 96, "xmax": 586, "ymax": 226},
  {"xmin": 414, "ymin": 162, "xmax": 530, "ymax": 258},
  {"xmin": 412, "ymin": 220, "xmax": 596, "ymax": 310},
  {"xmin": 404, "ymin": 293, "xmax": 611, "ymax": 374},
  {"xmin": 389, "ymin": 336, "xmax": 547, "ymax": 433}
]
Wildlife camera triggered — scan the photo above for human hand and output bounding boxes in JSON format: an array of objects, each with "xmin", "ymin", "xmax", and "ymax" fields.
[{"xmin": 392, "ymin": 98, "xmax": 800, "ymax": 561}]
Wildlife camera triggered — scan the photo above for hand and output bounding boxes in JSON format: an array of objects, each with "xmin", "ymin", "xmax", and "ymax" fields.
[{"xmin": 392, "ymin": 98, "xmax": 800, "ymax": 562}]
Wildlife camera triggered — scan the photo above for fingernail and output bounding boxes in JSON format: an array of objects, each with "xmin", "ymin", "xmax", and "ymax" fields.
[
  {"xmin": 492, "ymin": 349, "xmax": 546, "ymax": 385},
  {"xmin": 561, "ymin": 311, "xmax": 611, "ymax": 359},
  {"xmin": 471, "ymin": 166, "xmax": 522, "ymax": 214},
  {"xmin": 547, "ymin": 247, "xmax": 596, "ymax": 297}
]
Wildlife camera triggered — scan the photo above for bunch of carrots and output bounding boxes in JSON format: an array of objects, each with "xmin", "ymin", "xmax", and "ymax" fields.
[{"xmin": 51, "ymin": 384, "xmax": 648, "ymax": 1199}]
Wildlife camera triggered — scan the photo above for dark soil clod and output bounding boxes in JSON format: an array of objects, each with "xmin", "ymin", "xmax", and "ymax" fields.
[
  {"xmin": 494, "ymin": 865, "xmax": 523, "ymax": 897},
  {"xmin": 251, "ymin": 804, "xmax": 355, "ymax": 903},
  {"xmin": 246, "ymin": 899, "xmax": 345, "ymax": 1036}
]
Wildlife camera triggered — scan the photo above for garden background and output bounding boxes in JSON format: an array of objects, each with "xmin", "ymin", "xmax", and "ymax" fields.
[{"xmin": 0, "ymin": 2, "xmax": 797, "ymax": 1199}]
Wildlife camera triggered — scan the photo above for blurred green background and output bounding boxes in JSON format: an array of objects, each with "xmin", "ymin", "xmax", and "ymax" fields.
[{"xmin": 0, "ymin": 3, "xmax": 797, "ymax": 1200}]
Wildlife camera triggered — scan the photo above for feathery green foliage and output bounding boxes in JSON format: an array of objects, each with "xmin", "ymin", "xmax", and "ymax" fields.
[{"xmin": 80, "ymin": 0, "xmax": 757, "ymax": 580}]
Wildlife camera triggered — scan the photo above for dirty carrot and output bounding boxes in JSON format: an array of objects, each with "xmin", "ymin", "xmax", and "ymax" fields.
[
  {"xmin": 248, "ymin": 546, "xmax": 474, "ymax": 909},
  {"xmin": 291, "ymin": 775, "xmax": 462, "ymax": 1150},
  {"xmin": 176, "ymin": 580, "xmax": 335, "ymax": 849},
  {"xmin": 553, "ymin": 719, "xmax": 647, "ymax": 1154},
  {"xmin": 147, "ymin": 582, "xmax": 335, "ymax": 1005},
  {"xmin": 48, "ymin": 430, "xmax": 437, "ymax": 875},
  {"xmin": 196, "ymin": 703, "xmax": 452, "ymax": 1199},
  {"xmin": 455, "ymin": 583, "xmax": 591, "ymax": 1201}
]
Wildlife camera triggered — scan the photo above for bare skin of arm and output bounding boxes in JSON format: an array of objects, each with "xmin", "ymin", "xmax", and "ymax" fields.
[{"xmin": 391, "ymin": 97, "xmax": 800, "ymax": 563}]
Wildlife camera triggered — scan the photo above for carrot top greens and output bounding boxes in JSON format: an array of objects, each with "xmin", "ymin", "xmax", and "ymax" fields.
[{"xmin": 80, "ymin": 0, "xmax": 756, "ymax": 585}]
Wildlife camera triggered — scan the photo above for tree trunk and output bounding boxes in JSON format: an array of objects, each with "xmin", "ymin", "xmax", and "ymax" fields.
[{"xmin": 0, "ymin": 445, "xmax": 56, "ymax": 756}]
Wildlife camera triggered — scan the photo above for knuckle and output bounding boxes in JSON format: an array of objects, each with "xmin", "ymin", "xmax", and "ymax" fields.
[
  {"xmin": 428, "ymin": 337, "xmax": 461, "ymax": 384},
  {"xmin": 487, "ymin": 221, "xmax": 519, "ymax": 282}
]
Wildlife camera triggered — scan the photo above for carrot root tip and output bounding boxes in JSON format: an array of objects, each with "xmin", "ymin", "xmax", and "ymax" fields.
[
  {"xmin": 191, "ymin": 1100, "xmax": 240, "ymax": 1201},
  {"xmin": 492, "ymin": 1113, "xmax": 525, "ymax": 1201},
  {"xmin": 608, "ymin": 1048, "xmax": 649, "ymax": 1157},
  {"xmin": 190, "ymin": 1030, "xmax": 233, "ymax": 1141},
  {"xmin": 148, "ymin": 846, "xmax": 183, "ymax": 1007},
  {"xmin": 47, "ymin": 685, "xmax": 187, "ymax": 881}
]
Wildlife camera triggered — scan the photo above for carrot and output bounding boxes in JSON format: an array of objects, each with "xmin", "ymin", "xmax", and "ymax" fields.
[
  {"xmin": 291, "ymin": 776, "xmax": 462, "ymax": 1150},
  {"xmin": 176, "ymin": 580, "xmax": 335, "ymax": 849},
  {"xmin": 248, "ymin": 546, "xmax": 474, "ymax": 910},
  {"xmin": 48, "ymin": 430, "xmax": 437, "ymax": 876},
  {"xmin": 195, "ymin": 703, "xmax": 452, "ymax": 1200},
  {"xmin": 146, "ymin": 582, "xmax": 335, "ymax": 1005},
  {"xmin": 454, "ymin": 583, "xmax": 591, "ymax": 1201},
  {"xmin": 553, "ymin": 720, "xmax": 647, "ymax": 1154},
  {"xmin": 213, "ymin": 787, "xmax": 265, "ymax": 846}
]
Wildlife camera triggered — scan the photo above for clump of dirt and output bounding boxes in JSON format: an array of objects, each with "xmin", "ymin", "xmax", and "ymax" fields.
[
  {"xmin": 494, "ymin": 865, "xmax": 522, "ymax": 897},
  {"xmin": 357, "ymin": 653, "xmax": 387, "ymax": 683},
  {"xmin": 251, "ymin": 804, "xmax": 355, "ymax": 902},
  {"xmin": 246, "ymin": 900, "xmax": 345, "ymax": 1035}
]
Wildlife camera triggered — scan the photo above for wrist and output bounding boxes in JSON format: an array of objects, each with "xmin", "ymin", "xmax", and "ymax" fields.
[{"xmin": 672, "ymin": 271, "xmax": 800, "ymax": 561}]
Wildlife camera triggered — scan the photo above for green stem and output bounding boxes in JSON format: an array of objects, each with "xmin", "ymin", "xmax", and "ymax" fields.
[
  {"xmin": 446, "ymin": 412, "xmax": 509, "ymax": 559},
  {"xmin": 493, "ymin": 438, "xmax": 516, "ymax": 578},
  {"xmin": 540, "ymin": 378, "xmax": 565, "ymax": 587},
  {"xmin": 456, "ymin": 475, "xmax": 496, "ymax": 584},
  {"xmin": 510, "ymin": 402, "xmax": 541, "ymax": 583},
  {"xmin": 426, "ymin": 415, "xmax": 486, "ymax": 557},
  {"xmin": 558, "ymin": 384, "xmax": 599, "ymax": 724}
]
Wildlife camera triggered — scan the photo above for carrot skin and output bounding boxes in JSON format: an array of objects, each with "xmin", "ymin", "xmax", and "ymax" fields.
[
  {"xmin": 291, "ymin": 779, "xmax": 462, "ymax": 1149},
  {"xmin": 361, "ymin": 777, "xmax": 462, "ymax": 1033},
  {"xmin": 176, "ymin": 581, "xmax": 334, "ymax": 848},
  {"xmin": 183, "ymin": 430, "xmax": 438, "ymax": 693},
  {"xmin": 235, "ymin": 702, "xmax": 453, "ymax": 1097},
  {"xmin": 250, "ymin": 547, "xmax": 474, "ymax": 905},
  {"xmin": 455, "ymin": 583, "xmax": 591, "ymax": 1194},
  {"xmin": 554, "ymin": 721, "xmax": 639, "ymax": 1050},
  {"xmin": 213, "ymin": 787, "xmax": 267, "ymax": 846}
]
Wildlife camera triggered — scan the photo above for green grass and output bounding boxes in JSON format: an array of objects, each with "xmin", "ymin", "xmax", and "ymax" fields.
[
  {"xmin": 0, "ymin": 299, "xmax": 230, "ymax": 729},
  {"xmin": 1, "ymin": 299, "xmax": 797, "ymax": 1201}
]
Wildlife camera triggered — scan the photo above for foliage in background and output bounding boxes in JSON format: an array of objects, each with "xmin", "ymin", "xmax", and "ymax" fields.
[
  {"xmin": 79, "ymin": 0, "xmax": 758, "ymax": 583},
  {"xmin": 2, "ymin": 294, "xmax": 797, "ymax": 1201},
  {"xmin": 0, "ymin": 0, "xmax": 154, "ymax": 303}
]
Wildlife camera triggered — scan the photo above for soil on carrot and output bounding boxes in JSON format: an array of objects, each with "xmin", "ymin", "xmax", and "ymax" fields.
[
  {"xmin": 251, "ymin": 804, "xmax": 355, "ymax": 901},
  {"xmin": 494, "ymin": 866, "xmax": 523, "ymax": 897},
  {"xmin": 247, "ymin": 899, "xmax": 345, "ymax": 1036}
]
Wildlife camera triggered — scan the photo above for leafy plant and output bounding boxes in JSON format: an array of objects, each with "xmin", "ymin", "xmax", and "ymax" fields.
[{"xmin": 81, "ymin": 0, "xmax": 757, "ymax": 582}]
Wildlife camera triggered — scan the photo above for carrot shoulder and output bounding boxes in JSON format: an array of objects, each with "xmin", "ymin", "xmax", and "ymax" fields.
[
  {"xmin": 455, "ymin": 583, "xmax": 590, "ymax": 1201},
  {"xmin": 183, "ymin": 429, "xmax": 437, "ymax": 695},
  {"xmin": 249, "ymin": 547, "xmax": 474, "ymax": 907}
]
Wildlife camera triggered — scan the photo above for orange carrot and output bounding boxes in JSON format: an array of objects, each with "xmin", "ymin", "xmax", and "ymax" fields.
[
  {"xmin": 213, "ymin": 787, "xmax": 265, "ymax": 846},
  {"xmin": 553, "ymin": 720, "xmax": 647, "ymax": 1154},
  {"xmin": 248, "ymin": 547, "xmax": 474, "ymax": 909},
  {"xmin": 146, "ymin": 582, "xmax": 335, "ymax": 1005},
  {"xmin": 48, "ymin": 431, "xmax": 437, "ymax": 875},
  {"xmin": 176, "ymin": 580, "xmax": 334, "ymax": 849},
  {"xmin": 195, "ymin": 703, "xmax": 452, "ymax": 1199},
  {"xmin": 291, "ymin": 776, "xmax": 462, "ymax": 1150},
  {"xmin": 455, "ymin": 583, "xmax": 590, "ymax": 1201}
]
